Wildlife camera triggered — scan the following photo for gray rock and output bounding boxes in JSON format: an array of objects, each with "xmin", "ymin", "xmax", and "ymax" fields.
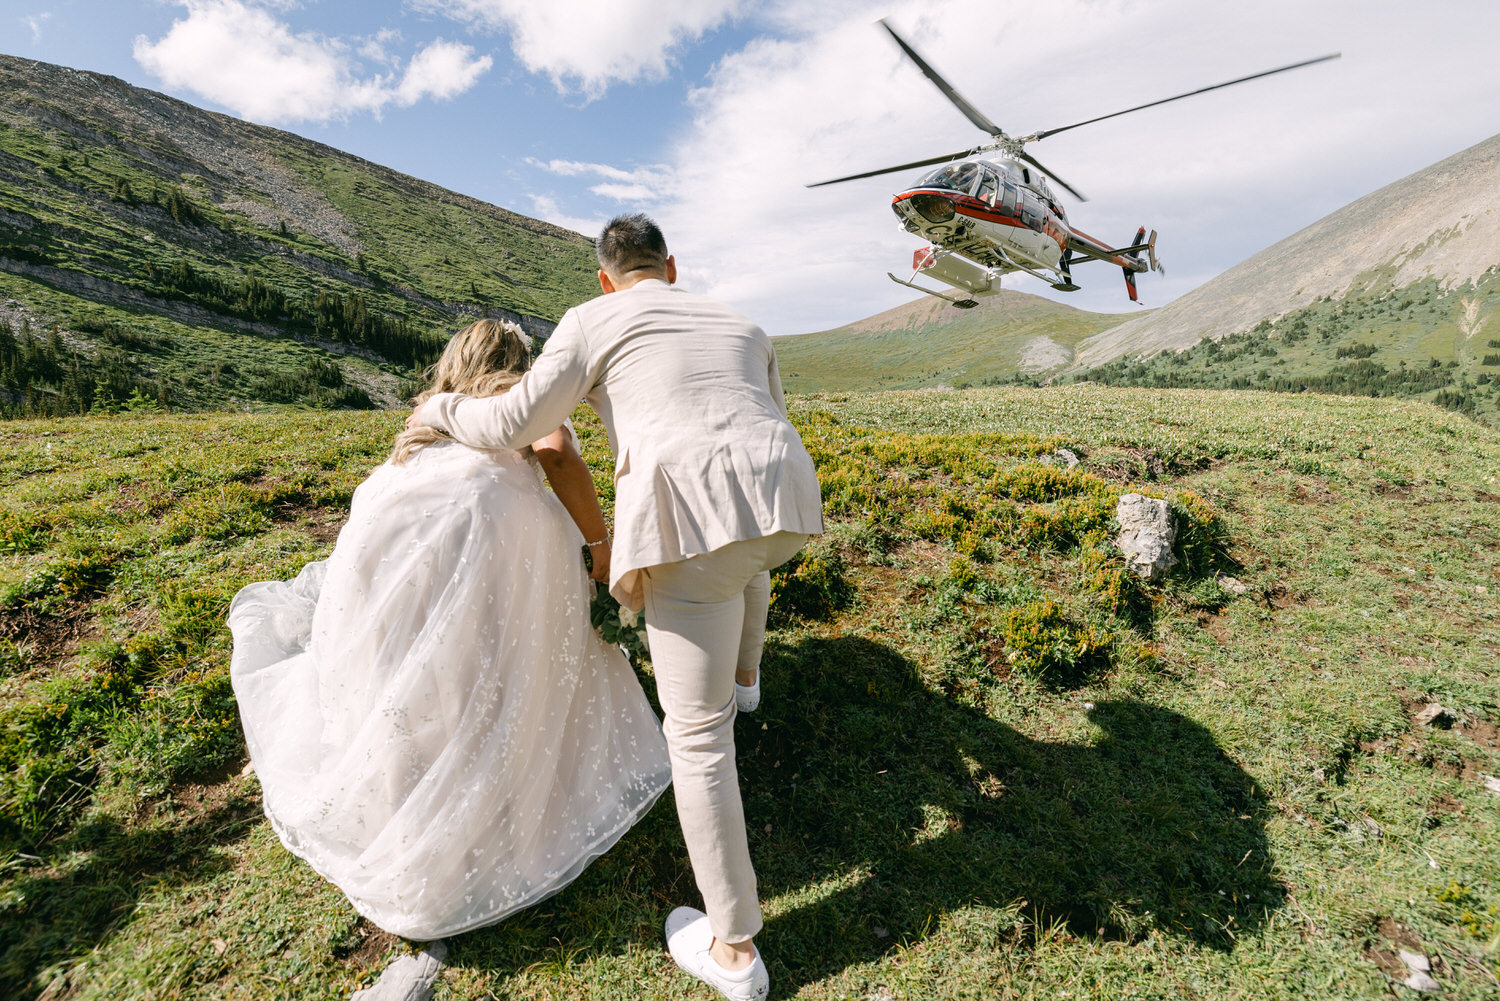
[
  {"xmin": 1041, "ymin": 448, "xmax": 1080, "ymax": 469},
  {"xmin": 1403, "ymin": 970, "xmax": 1441, "ymax": 992},
  {"xmin": 1215, "ymin": 573, "xmax": 1248, "ymax": 595},
  {"xmin": 1414, "ymin": 703, "xmax": 1455, "ymax": 728},
  {"xmin": 1483, "ymin": 775, "xmax": 1500, "ymax": 796},
  {"xmin": 1115, "ymin": 494, "xmax": 1178, "ymax": 580},
  {"xmin": 1398, "ymin": 949, "xmax": 1430, "ymax": 972},
  {"xmin": 352, "ymin": 942, "xmax": 446, "ymax": 1001}
]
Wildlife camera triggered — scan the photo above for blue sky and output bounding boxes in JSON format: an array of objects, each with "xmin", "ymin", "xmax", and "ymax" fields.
[{"xmin": 5, "ymin": 1, "xmax": 1500, "ymax": 335}]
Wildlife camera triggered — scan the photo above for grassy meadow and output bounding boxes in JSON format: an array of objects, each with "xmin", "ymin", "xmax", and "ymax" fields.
[
  {"xmin": 774, "ymin": 291, "xmax": 1134, "ymax": 395},
  {"xmin": 1, "ymin": 386, "xmax": 1497, "ymax": 999}
]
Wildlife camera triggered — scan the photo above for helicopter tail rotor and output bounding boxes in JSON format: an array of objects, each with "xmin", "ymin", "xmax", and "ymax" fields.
[{"xmin": 1122, "ymin": 227, "xmax": 1148, "ymax": 302}]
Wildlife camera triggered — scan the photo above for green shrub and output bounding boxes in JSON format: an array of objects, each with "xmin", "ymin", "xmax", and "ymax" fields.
[
  {"xmin": 0, "ymin": 509, "xmax": 52, "ymax": 554},
  {"xmin": 1170, "ymin": 489, "xmax": 1232, "ymax": 577},
  {"xmin": 1000, "ymin": 600, "xmax": 1111, "ymax": 686},
  {"xmin": 1080, "ymin": 541, "xmax": 1152, "ymax": 624},
  {"xmin": 1, "ymin": 550, "xmax": 115, "ymax": 609}
]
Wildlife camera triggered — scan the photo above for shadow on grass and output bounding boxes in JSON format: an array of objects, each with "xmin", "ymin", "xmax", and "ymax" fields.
[
  {"xmin": 450, "ymin": 633, "xmax": 1283, "ymax": 996},
  {"xmin": 0, "ymin": 787, "xmax": 262, "ymax": 998},
  {"xmin": 747, "ymin": 635, "xmax": 1283, "ymax": 993}
]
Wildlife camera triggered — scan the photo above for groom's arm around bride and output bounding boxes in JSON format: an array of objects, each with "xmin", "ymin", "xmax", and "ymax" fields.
[{"xmin": 410, "ymin": 214, "xmax": 820, "ymax": 1001}]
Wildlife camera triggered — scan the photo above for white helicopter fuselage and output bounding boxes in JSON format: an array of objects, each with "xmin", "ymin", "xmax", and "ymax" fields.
[{"xmin": 886, "ymin": 157, "xmax": 1156, "ymax": 306}]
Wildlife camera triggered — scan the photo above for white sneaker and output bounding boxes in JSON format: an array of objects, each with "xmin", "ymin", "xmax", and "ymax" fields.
[
  {"xmin": 665, "ymin": 907, "xmax": 769, "ymax": 1001},
  {"xmin": 735, "ymin": 675, "xmax": 760, "ymax": 713}
]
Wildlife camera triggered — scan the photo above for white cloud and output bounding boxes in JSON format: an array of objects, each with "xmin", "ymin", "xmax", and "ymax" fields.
[
  {"xmin": 528, "ymin": 194, "xmax": 606, "ymax": 239},
  {"xmin": 397, "ymin": 38, "xmax": 493, "ymax": 104},
  {"xmin": 414, "ymin": 0, "xmax": 745, "ymax": 95},
  {"xmin": 589, "ymin": 182, "xmax": 657, "ymax": 201},
  {"xmin": 359, "ymin": 28, "xmax": 404, "ymax": 67},
  {"xmin": 24, "ymin": 12, "xmax": 51, "ymax": 43},
  {"xmin": 643, "ymin": 0, "xmax": 1500, "ymax": 334},
  {"xmin": 526, "ymin": 157, "xmax": 673, "ymax": 205},
  {"xmin": 133, "ymin": 1, "xmax": 492, "ymax": 124}
]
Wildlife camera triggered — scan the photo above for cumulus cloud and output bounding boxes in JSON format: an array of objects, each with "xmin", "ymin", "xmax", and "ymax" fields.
[
  {"xmin": 133, "ymin": 1, "xmax": 492, "ymax": 124},
  {"xmin": 415, "ymin": 0, "xmax": 745, "ymax": 95},
  {"xmin": 397, "ymin": 38, "xmax": 493, "ymax": 103},
  {"xmin": 645, "ymin": 0, "xmax": 1500, "ymax": 333}
]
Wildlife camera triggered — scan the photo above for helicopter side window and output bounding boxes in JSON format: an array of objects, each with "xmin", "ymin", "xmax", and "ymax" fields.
[
  {"xmin": 1019, "ymin": 191, "xmax": 1039, "ymax": 227},
  {"xmin": 1000, "ymin": 178, "xmax": 1018, "ymax": 216},
  {"xmin": 976, "ymin": 166, "xmax": 998, "ymax": 206}
]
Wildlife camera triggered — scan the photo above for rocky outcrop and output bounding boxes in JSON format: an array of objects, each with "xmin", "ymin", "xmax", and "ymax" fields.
[{"xmin": 1115, "ymin": 494, "xmax": 1177, "ymax": 580}]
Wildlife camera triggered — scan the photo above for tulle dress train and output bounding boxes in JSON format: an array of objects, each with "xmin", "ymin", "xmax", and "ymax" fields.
[{"xmin": 227, "ymin": 438, "xmax": 671, "ymax": 940}]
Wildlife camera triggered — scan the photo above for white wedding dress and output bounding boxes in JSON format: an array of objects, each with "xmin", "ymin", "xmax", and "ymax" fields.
[{"xmin": 227, "ymin": 434, "xmax": 672, "ymax": 940}]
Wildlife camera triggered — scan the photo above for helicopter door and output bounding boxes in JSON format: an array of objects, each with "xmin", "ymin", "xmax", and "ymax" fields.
[
  {"xmin": 1000, "ymin": 178, "xmax": 1018, "ymax": 218},
  {"xmin": 976, "ymin": 166, "xmax": 999, "ymax": 207},
  {"xmin": 1020, "ymin": 191, "xmax": 1042, "ymax": 229}
]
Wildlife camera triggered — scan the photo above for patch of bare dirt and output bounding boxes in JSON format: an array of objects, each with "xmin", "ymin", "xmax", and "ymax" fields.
[
  {"xmin": 273, "ymin": 499, "xmax": 348, "ymax": 546},
  {"xmin": 1455, "ymin": 713, "xmax": 1500, "ymax": 751},
  {"xmin": 1289, "ymin": 481, "xmax": 1335, "ymax": 504},
  {"xmin": 338, "ymin": 919, "xmax": 403, "ymax": 970},
  {"xmin": 1088, "ymin": 447, "xmax": 1171, "ymax": 483},
  {"xmin": 0, "ymin": 603, "xmax": 99, "ymax": 685},
  {"xmin": 1194, "ymin": 611, "xmax": 1233, "ymax": 644},
  {"xmin": 172, "ymin": 755, "xmax": 253, "ymax": 820},
  {"xmin": 1258, "ymin": 584, "xmax": 1302, "ymax": 611},
  {"xmin": 1429, "ymin": 793, "xmax": 1462, "ymax": 816},
  {"xmin": 1374, "ymin": 480, "xmax": 1413, "ymax": 499},
  {"xmin": 1377, "ymin": 916, "xmax": 1425, "ymax": 951}
]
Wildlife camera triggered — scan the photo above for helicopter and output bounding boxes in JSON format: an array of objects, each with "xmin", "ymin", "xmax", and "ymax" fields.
[{"xmin": 809, "ymin": 20, "xmax": 1339, "ymax": 308}]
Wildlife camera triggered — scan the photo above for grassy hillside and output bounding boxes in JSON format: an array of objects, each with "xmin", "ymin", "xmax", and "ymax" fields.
[
  {"xmin": 2, "ymin": 388, "xmax": 1497, "ymax": 999},
  {"xmin": 1075, "ymin": 271, "xmax": 1500, "ymax": 424},
  {"xmin": 775, "ymin": 290, "xmax": 1136, "ymax": 393},
  {"xmin": 0, "ymin": 54, "xmax": 600, "ymax": 415}
]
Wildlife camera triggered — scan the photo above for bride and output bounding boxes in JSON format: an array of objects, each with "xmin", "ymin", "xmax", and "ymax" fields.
[{"xmin": 228, "ymin": 318, "xmax": 671, "ymax": 941}]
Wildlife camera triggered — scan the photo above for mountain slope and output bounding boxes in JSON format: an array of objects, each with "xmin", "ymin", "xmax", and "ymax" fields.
[
  {"xmin": 1065, "ymin": 133, "xmax": 1500, "ymax": 422},
  {"xmin": 775, "ymin": 289, "xmax": 1137, "ymax": 393},
  {"xmin": 0, "ymin": 54, "xmax": 599, "ymax": 414},
  {"xmin": 1075, "ymin": 132, "xmax": 1500, "ymax": 367}
]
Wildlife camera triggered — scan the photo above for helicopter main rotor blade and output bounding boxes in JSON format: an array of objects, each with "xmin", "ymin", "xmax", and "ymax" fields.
[
  {"xmin": 1017, "ymin": 150, "xmax": 1086, "ymax": 202},
  {"xmin": 1029, "ymin": 53, "xmax": 1341, "ymax": 142},
  {"xmin": 806, "ymin": 148, "xmax": 975, "ymax": 188},
  {"xmin": 879, "ymin": 18, "xmax": 1005, "ymax": 137}
]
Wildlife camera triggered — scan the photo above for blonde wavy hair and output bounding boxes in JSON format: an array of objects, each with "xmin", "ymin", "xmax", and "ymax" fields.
[{"xmin": 390, "ymin": 318, "xmax": 532, "ymax": 464}]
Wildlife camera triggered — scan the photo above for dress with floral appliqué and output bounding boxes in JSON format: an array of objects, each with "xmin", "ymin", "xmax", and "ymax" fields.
[{"xmin": 228, "ymin": 435, "xmax": 671, "ymax": 940}]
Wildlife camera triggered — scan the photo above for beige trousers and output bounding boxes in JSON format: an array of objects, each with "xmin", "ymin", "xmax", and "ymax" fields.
[{"xmin": 641, "ymin": 530, "xmax": 809, "ymax": 944}]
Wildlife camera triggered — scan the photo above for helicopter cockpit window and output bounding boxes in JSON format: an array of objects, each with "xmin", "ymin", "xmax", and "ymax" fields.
[{"xmin": 917, "ymin": 162, "xmax": 980, "ymax": 195}]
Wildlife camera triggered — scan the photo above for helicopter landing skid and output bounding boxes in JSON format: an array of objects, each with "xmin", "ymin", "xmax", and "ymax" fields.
[
  {"xmin": 887, "ymin": 271, "xmax": 980, "ymax": 309},
  {"xmin": 989, "ymin": 244, "xmax": 1074, "ymax": 291}
]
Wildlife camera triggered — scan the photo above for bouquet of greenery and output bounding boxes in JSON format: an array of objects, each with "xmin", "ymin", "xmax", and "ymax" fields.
[{"xmin": 588, "ymin": 582, "xmax": 650, "ymax": 665}]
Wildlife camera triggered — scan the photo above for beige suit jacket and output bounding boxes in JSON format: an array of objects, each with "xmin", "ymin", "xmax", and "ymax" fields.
[{"xmin": 415, "ymin": 279, "xmax": 824, "ymax": 609}]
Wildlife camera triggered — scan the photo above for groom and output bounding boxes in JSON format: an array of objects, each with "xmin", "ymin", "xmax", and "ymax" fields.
[{"xmin": 409, "ymin": 214, "xmax": 821, "ymax": 1000}]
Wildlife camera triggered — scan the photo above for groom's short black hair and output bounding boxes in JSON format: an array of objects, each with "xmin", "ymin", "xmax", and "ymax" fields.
[{"xmin": 597, "ymin": 213, "xmax": 669, "ymax": 276}]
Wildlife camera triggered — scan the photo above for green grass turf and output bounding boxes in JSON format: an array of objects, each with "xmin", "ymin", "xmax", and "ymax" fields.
[{"xmin": 0, "ymin": 386, "xmax": 1496, "ymax": 999}]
